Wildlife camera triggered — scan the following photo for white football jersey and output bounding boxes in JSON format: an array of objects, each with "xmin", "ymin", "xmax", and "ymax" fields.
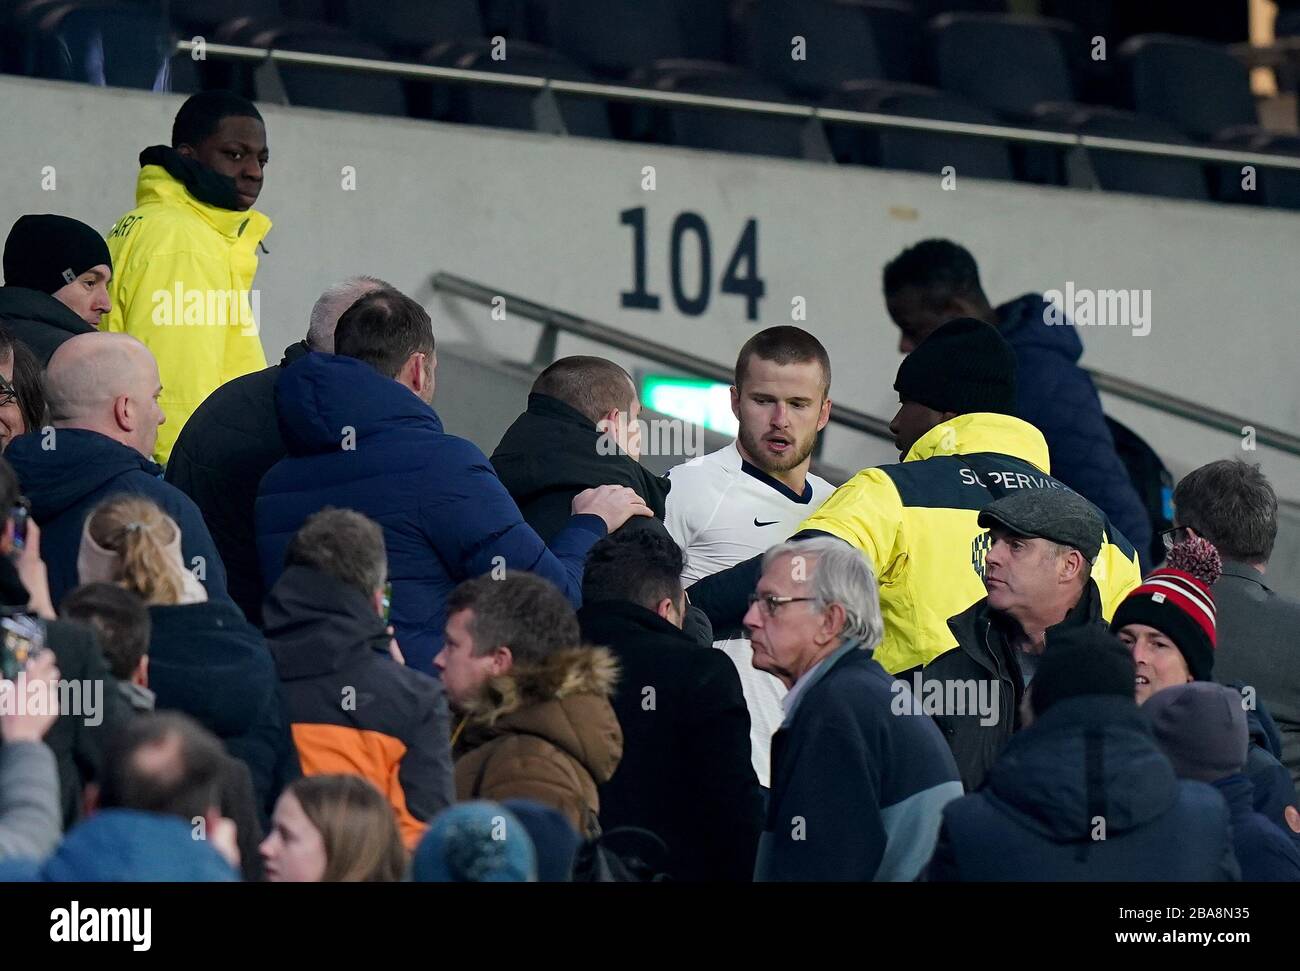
[{"xmin": 665, "ymin": 442, "xmax": 834, "ymax": 787}]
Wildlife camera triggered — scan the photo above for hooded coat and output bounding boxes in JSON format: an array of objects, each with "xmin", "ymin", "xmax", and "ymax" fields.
[
  {"xmin": 0, "ymin": 287, "xmax": 95, "ymax": 365},
  {"xmin": 927, "ymin": 695, "xmax": 1241, "ymax": 881},
  {"xmin": 4, "ymin": 427, "xmax": 229, "ymax": 607},
  {"xmin": 996, "ymin": 293, "xmax": 1154, "ymax": 567},
  {"xmin": 1211, "ymin": 773, "xmax": 1300, "ymax": 881},
  {"xmin": 256, "ymin": 352, "xmax": 606, "ymax": 674},
  {"xmin": 453, "ymin": 645, "xmax": 623, "ymax": 838},
  {"xmin": 103, "ymin": 162, "xmax": 271, "ymax": 466},
  {"xmin": 264, "ymin": 565, "xmax": 455, "ymax": 849}
]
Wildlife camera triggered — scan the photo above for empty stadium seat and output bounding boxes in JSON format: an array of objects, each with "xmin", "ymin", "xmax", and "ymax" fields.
[
  {"xmin": 1037, "ymin": 105, "xmax": 1209, "ymax": 200},
  {"xmin": 422, "ymin": 38, "xmax": 610, "ymax": 138},
  {"xmin": 1120, "ymin": 33, "xmax": 1258, "ymax": 140},
  {"xmin": 827, "ymin": 80, "xmax": 1014, "ymax": 180},
  {"xmin": 738, "ymin": 0, "xmax": 892, "ymax": 97},
  {"xmin": 1210, "ymin": 130, "xmax": 1300, "ymax": 209},
  {"xmin": 16, "ymin": 1, "xmax": 174, "ymax": 90},
  {"xmin": 636, "ymin": 61, "xmax": 810, "ymax": 159},
  {"xmin": 244, "ymin": 23, "xmax": 407, "ymax": 115},
  {"xmin": 535, "ymin": 0, "xmax": 686, "ymax": 77},
  {"xmin": 343, "ymin": 0, "xmax": 482, "ymax": 55},
  {"xmin": 931, "ymin": 13, "xmax": 1079, "ymax": 119},
  {"xmin": 169, "ymin": 0, "xmax": 281, "ymax": 35}
]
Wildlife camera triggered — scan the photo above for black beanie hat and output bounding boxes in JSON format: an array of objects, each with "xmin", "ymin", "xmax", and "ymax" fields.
[
  {"xmin": 894, "ymin": 317, "xmax": 1017, "ymax": 415},
  {"xmin": 3, "ymin": 214, "xmax": 112, "ymax": 296},
  {"xmin": 1030, "ymin": 626, "xmax": 1137, "ymax": 718}
]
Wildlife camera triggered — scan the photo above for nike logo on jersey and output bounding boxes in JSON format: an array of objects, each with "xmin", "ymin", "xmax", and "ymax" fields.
[{"xmin": 754, "ymin": 518, "xmax": 779, "ymax": 527}]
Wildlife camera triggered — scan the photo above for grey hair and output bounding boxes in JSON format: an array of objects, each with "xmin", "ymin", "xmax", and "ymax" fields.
[
  {"xmin": 761, "ymin": 536, "xmax": 884, "ymax": 650},
  {"xmin": 305, "ymin": 275, "xmax": 392, "ymax": 352}
]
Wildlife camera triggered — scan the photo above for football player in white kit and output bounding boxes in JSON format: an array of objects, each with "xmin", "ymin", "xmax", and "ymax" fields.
[{"xmin": 665, "ymin": 326, "xmax": 834, "ymax": 787}]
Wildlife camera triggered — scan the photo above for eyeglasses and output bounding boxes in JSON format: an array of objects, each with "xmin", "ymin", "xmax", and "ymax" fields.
[
  {"xmin": 1160, "ymin": 526, "xmax": 1193, "ymax": 552},
  {"xmin": 747, "ymin": 593, "xmax": 818, "ymax": 616},
  {"xmin": 0, "ymin": 374, "xmax": 16, "ymax": 410}
]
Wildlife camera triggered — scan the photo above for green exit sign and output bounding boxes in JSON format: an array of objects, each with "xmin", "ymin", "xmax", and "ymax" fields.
[{"xmin": 641, "ymin": 375, "xmax": 739, "ymax": 437}]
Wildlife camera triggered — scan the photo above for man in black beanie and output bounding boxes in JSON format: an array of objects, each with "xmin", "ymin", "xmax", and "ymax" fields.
[
  {"xmin": 927, "ymin": 629, "xmax": 1240, "ymax": 881},
  {"xmin": 687, "ymin": 318, "xmax": 1142, "ymax": 681},
  {"xmin": 0, "ymin": 214, "xmax": 112, "ymax": 365}
]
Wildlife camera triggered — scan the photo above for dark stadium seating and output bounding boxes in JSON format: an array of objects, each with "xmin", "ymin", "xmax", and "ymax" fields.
[
  {"xmin": 737, "ymin": 0, "xmax": 893, "ymax": 97},
  {"xmin": 1041, "ymin": 105, "xmax": 1210, "ymax": 201},
  {"xmin": 1119, "ymin": 33, "xmax": 1259, "ymax": 140},
  {"xmin": 422, "ymin": 38, "xmax": 610, "ymax": 139},
  {"xmin": 243, "ymin": 22, "xmax": 407, "ymax": 115},
  {"xmin": 931, "ymin": 13, "xmax": 1079, "ymax": 119},
  {"xmin": 15, "ymin": 0, "xmax": 173, "ymax": 89},
  {"xmin": 632, "ymin": 59, "xmax": 809, "ymax": 159},
  {"xmin": 343, "ymin": 0, "xmax": 482, "ymax": 56},
  {"xmin": 827, "ymin": 80, "xmax": 1013, "ymax": 180},
  {"xmin": 169, "ymin": 0, "xmax": 281, "ymax": 35},
  {"xmin": 534, "ymin": 0, "xmax": 687, "ymax": 78}
]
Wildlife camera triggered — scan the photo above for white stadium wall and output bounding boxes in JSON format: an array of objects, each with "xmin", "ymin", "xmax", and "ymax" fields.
[{"xmin": 4, "ymin": 74, "xmax": 1299, "ymax": 588}]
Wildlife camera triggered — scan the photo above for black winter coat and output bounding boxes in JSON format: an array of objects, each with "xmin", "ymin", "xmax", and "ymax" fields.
[
  {"xmin": 491, "ymin": 393, "xmax": 672, "ymax": 542},
  {"xmin": 0, "ymin": 287, "xmax": 95, "ymax": 365},
  {"xmin": 928, "ymin": 695, "xmax": 1241, "ymax": 881},
  {"xmin": 147, "ymin": 599, "xmax": 299, "ymax": 825},
  {"xmin": 928, "ymin": 580, "xmax": 1108, "ymax": 791},
  {"xmin": 578, "ymin": 600, "xmax": 763, "ymax": 881},
  {"xmin": 166, "ymin": 342, "xmax": 309, "ymax": 626}
]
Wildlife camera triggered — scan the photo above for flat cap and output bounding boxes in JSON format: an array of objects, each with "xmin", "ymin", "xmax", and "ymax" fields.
[{"xmin": 977, "ymin": 488, "xmax": 1104, "ymax": 561}]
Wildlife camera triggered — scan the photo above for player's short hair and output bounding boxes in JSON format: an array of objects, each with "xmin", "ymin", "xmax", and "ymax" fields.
[
  {"xmin": 531, "ymin": 356, "xmax": 636, "ymax": 425},
  {"xmin": 172, "ymin": 90, "xmax": 263, "ymax": 148},
  {"xmin": 734, "ymin": 326, "xmax": 830, "ymax": 396}
]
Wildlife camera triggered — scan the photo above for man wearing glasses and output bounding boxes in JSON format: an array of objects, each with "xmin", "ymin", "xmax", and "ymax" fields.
[{"xmin": 745, "ymin": 536, "xmax": 961, "ymax": 881}]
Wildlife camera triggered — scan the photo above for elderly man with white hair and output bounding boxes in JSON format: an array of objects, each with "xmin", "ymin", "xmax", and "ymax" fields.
[
  {"xmin": 4, "ymin": 331, "xmax": 227, "ymax": 605},
  {"xmin": 744, "ymin": 536, "xmax": 962, "ymax": 881},
  {"xmin": 166, "ymin": 275, "xmax": 390, "ymax": 624}
]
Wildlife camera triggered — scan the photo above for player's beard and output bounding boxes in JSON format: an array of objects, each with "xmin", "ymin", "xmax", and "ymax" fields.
[{"xmin": 738, "ymin": 422, "xmax": 817, "ymax": 476}]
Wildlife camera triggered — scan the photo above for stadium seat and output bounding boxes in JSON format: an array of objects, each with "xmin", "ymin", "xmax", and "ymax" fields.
[
  {"xmin": 635, "ymin": 61, "xmax": 810, "ymax": 159},
  {"xmin": 243, "ymin": 23, "xmax": 408, "ymax": 115},
  {"xmin": 343, "ymin": 0, "xmax": 482, "ymax": 56},
  {"xmin": 827, "ymin": 80, "xmax": 1014, "ymax": 180},
  {"xmin": 168, "ymin": 0, "xmax": 281, "ymax": 35},
  {"xmin": 534, "ymin": 0, "xmax": 686, "ymax": 77},
  {"xmin": 16, "ymin": 1, "xmax": 174, "ymax": 90},
  {"xmin": 931, "ymin": 13, "xmax": 1079, "ymax": 119},
  {"xmin": 1119, "ymin": 33, "xmax": 1258, "ymax": 140},
  {"xmin": 1210, "ymin": 130, "xmax": 1300, "ymax": 209},
  {"xmin": 737, "ymin": 0, "xmax": 892, "ymax": 97},
  {"xmin": 1035, "ymin": 105, "xmax": 1209, "ymax": 200},
  {"xmin": 422, "ymin": 38, "xmax": 610, "ymax": 138}
]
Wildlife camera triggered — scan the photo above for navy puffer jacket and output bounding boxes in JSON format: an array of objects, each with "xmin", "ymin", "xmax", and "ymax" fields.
[{"xmin": 256, "ymin": 353, "xmax": 605, "ymax": 673}]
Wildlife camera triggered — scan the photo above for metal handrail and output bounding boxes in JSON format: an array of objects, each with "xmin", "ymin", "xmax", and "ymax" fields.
[
  {"xmin": 431, "ymin": 272, "xmax": 1300, "ymax": 459},
  {"xmin": 177, "ymin": 39, "xmax": 1300, "ymax": 171},
  {"xmin": 429, "ymin": 272, "xmax": 893, "ymax": 441}
]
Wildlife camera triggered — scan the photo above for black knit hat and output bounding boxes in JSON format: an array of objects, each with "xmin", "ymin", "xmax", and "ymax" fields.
[
  {"xmin": 894, "ymin": 317, "xmax": 1017, "ymax": 415},
  {"xmin": 3, "ymin": 214, "xmax": 111, "ymax": 296},
  {"xmin": 1030, "ymin": 626, "xmax": 1136, "ymax": 718}
]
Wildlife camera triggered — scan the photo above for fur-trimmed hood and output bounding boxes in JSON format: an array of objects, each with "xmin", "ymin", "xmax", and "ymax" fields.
[{"xmin": 459, "ymin": 645, "xmax": 623, "ymax": 785}]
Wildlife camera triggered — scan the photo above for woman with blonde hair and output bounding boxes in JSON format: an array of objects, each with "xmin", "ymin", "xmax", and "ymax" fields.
[
  {"xmin": 78, "ymin": 494, "xmax": 298, "ymax": 824},
  {"xmin": 260, "ymin": 775, "xmax": 406, "ymax": 882}
]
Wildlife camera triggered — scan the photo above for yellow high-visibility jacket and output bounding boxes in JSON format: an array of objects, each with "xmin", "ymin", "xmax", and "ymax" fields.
[
  {"xmin": 799, "ymin": 412, "xmax": 1142, "ymax": 674},
  {"xmin": 103, "ymin": 165, "xmax": 270, "ymax": 465}
]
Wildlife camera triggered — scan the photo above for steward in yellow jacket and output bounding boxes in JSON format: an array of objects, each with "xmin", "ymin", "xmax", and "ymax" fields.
[
  {"xmin": 103, "ymin": 92, "xmax": 271, "ymax": 466},
  {"xmin": 687, "ymin": 318, "xmax": 1141, "ymax": 673}
]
